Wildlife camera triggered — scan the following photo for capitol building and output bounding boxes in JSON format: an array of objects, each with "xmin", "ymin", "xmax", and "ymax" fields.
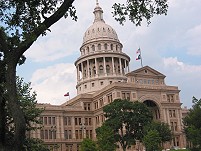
[{"xmin": 30, "ymin": 2, "xmax": 187, "ymax": 151}]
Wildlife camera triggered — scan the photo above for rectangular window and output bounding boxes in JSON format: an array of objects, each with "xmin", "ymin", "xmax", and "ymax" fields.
[
  {"xmin": 99, "ymin": 98, "xmax": 103, "ymax": 107},
  {"xmin": 89, "ymin": 118, "xmax": 92, "ymax": 125},
  {"xmin": 52, "ymin": 117, "xmax": 56, "ymax": 125},
  {"xmin": 44, "ymin": 117, "xmax": 47, "ymax": 125},
  {"xmin": 49, "ymin": 130, "xmax": 52, "ymax": 139},
  {"xmin": 48, "ymin": 117, "xmax": 51, "ymax": 125},
  {"xmin": 75, "ymin": 130, "xmax": 79, "ymax": 139},
  {"xmin": 45, "ymin": 130, "xmax": 48, "ymax": 139}
]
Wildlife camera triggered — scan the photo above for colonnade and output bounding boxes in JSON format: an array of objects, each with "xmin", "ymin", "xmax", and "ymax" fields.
[{"xmin": 76, "ymin": 56, "xmax": 130, "ymax": 81}]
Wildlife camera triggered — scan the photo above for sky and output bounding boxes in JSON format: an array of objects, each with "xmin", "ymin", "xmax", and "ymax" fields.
[{"xmin": 17, "ymin": 0, "xmax": 201, "ymax": 108}]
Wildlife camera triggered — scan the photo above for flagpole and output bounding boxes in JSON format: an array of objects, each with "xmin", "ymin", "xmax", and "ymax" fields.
[{"xmin": 140, "ymin": 50, "xmax": 143, "ymax": 67}]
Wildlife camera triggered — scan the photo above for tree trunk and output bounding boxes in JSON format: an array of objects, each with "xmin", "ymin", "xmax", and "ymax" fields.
[
  {"xmin": 6, "ymin": 60, "xmax": 26, "ymax": 151},
  {"xmin": 0, "ymin": 93, "xmax": 6, "ymax": 149}
]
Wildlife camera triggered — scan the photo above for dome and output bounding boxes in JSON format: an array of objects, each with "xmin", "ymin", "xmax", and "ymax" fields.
[{"xmin": 82, "ymin": 2, "xmax": 119, "ymax": 45}]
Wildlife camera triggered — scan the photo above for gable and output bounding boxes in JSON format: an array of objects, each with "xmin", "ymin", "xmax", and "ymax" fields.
[{"xmin": 127, "ymin": 66, "xmax": 166, "ymax": 78}]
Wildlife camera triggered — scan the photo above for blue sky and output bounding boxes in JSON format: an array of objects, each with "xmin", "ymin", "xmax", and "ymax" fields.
[{"xmin": 17, "ymin": 0, "xmax": 201, "ymax": 108}]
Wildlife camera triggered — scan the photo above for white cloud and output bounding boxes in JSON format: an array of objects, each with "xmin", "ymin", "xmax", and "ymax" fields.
[
  {"xmin": 31, "ymin": 63, "xmax": 77, "ymax": 105},
  {"xmin": 162, "ymin": 57, "xmax": 201, "ymax": 107},
  {"xmin": 185, "ymin": 24, "xmax": 201, "ymax": 56}
]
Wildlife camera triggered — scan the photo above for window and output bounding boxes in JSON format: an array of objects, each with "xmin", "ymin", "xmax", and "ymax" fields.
[
  {"xmin": 167, "ymin": 94, "xmax": 175, "ymax": 102},
  {"xmin": 48, "ymin": 117, "xmax": 51, "ymax": 125},
  {"xmin": 64, "ymin": 130, "xmax": 72, "ymax": 139},
  {"xmin": 106, "ymin": 65, "xmax": 110, "ymax": 74},
  {"xmin": 84, "ymin": 85, "xmax": 87, "ymax": 89},
  {"xmin": 52, "ymin": 117, "xmax": 55, "ymax": 125},
  {"xmin": 87, "ymin": 47, "xmax": 89, "ymax": 53},
  {"xmin": 122, "ymin": 92, "xmax": 130, "ymax": 100},
  {"xmin": 100, "ymin": 81, "xmax": 103, "ymax": 85},
  {"xmin": 107, "ymin": 94, "xmax": 113, "ymax": 103},
  {"xmin": 92, "ymin": 45, "xmax": 95, "ymax": 51},
  {"xmin": 110, "ymin": 44, "xmax": 113, "ymax": 50},
  {"xmin": 86, "ymin": 130, "xmax": 93, "ymax": 139},
  {"xmin": 84, "ymin": 103, "xmax": 91, "ymax": 111},
  {"xmin": 64, "ymin": 117, "xmax": 71, "ymax": 125},
  {"xmin": 44, "ymin": 117, "xmax": 47, "ymax": 125},
  {"xmin": 94, "ymin": 102, "xmax": 98, "ymax": 109},
  {"xmin": 106, "ymin": 65, "xmax": 110, "ymax": 73},
  {"xmin": 104, "ymin": 43, "xmax": 107, "ymax": 50},
  {"xmin": 116, "ymin": 45, "xmax": 118, "ymax": 51},
  {"xmin": 98, "ymin": 44, "xmax": 101, "ymax": 50},
  {"xmin": 99, "ymin": 65, "xmax": 104, "ymax": 74},
  {"xmin": 75, "ymin": 117, "xmax": 82, "ymax": 125},
  {"xmin": 92, "ymin": 83, "xmax": 94, "ymax": 87},
  {"xmin": 66, "ymin": 144, "xmax": 73, "ymax": 151},
  {"xmin": 93, "ymin": 66, "xmax": 96, "ymax": 75}
]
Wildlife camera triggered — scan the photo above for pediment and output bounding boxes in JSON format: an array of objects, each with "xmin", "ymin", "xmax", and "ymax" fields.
[{"xmin": 127, "ymin": 66, "xmax": 165, "ymax": 78}]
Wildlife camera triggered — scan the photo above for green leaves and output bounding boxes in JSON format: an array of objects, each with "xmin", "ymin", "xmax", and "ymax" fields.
[
  {"xmin": 96, "ymin": 124, "xmax": 116, "ymax": 151},
  {"xmin": 183, "ymin": 97, "xmax": 201, "ymax": 149},
  {"xmin": 112, "ymin": 0, "xmax": 168, "ymax": 26},
  {"xmin": 80, "ymin": 138, "xmax": 98, "ymax": 151},
  {"xmin": 143, "ymin": 130, "xmax": 161, "ymax": 151},
  {"xmin": 103, "ymin": 99, "xmax": 153, "ymax": 150}
]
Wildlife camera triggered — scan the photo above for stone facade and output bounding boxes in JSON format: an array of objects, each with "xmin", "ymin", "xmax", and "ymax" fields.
[{"xmin": 30, "ymin": 2, "xmax": 187, "ymax": 151}]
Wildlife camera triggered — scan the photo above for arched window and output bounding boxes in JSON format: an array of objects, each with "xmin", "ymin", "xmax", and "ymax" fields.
[
  {"xmin": 110, "ymin": 44, "xmax": 113, "ymax": 50},
  {"xmin": 93, "ymin": 66, "xmax": 96, "ymax": 75},
  {"xmin": 106, "ymin": 65, "xmax": 110, "ymax": 74},
  {"xmin": 104, "ymin": 43, "xmax": 107, "ymax": 50},
  {"xmin": 98, "ymin": 44, "xmax": 101, "ymax": 50},
  {"xmin": 99, "ymin": 65, "xmax": 104, "ymax": 75},
  {"xmin": 89, "ymin": 68, "xmax": 91, "ymax": 77},
  {"xmin": 116, "ymin": 45, "xmax": 118, "ymax": 51},
  {"xmin": 92, "ymin": 45, "xmax": 95, "ymax": 51},
  {"xmin": 87, "ymin": 47, "xmax": 89, "ymax": 53}
]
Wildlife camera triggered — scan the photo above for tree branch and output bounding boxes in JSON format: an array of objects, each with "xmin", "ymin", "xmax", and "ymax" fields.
[{"xmin": 14, "ymin": 0, "xmax": 75, "ymax": 61}]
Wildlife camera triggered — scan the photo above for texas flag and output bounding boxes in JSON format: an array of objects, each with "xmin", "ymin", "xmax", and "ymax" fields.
[
  {"xmin": 64, "ymin": 92, "xmax": 69, "ymax": 97},
  {"xmin": 136, "ymin": 54, "xmax": 141, "ymax": 60}
]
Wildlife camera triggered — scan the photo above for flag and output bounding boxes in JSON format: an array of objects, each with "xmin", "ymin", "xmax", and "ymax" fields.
[
  {"xmin": 136, "ymin": 54, "xmax": 141, "ymax": 60},
  {"xmin": 64, "ymin": 92, "xmax": 69, "ymax": 97},
  {"xmin": 136, "ymin": 48, "xmax": 141, "ymax": 54}
]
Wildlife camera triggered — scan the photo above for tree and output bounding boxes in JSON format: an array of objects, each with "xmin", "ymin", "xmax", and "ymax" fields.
[
  {"xmin": 103, "ymin": 99, "xmax": 153, "ymax": 151},
  {"xmin": 96, "ymin": 124, "xmax": 116, "ymax": 151},
  {"xmin": 0, "ymin": 1, "xmax": 168, "ymax": 150},
  {"xmin": 144, "ymin": 121, "xmax": 172, "ymax": 147},
  {"xmin": 183, "ymin": 97, "xmax": 201, "ymax": 150},
  {"xmin": 80, "ymin": 138, "xmax": 98, "ymax": 151},
  {"xmin": 143, "ymin": 130, "xmax": 161, "ymax": 151},
  {"xmin": 0, "ymin": 77, "xmax": 47, "ymax": 150}
]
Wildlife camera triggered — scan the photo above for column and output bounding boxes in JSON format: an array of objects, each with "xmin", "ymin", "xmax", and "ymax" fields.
[
  {"xmin": 95, "ymin": 58, "xmax": 98, "ymax": 77},
  {"xmin": 56, "ymin": 116, "xmax": 60, "ymax": 139},
  {"xmin": 87, "ymin": 59, "xmax": 90, "ymax": 79},
  {"xmin": 81, "ymin": 62, "xmax": 84, "ymax": 79},
  {"xmin": 128, "ymin": 61, "xmax": 130, "ymax": 72},
  {"xmin": 119, "ymin": 58, "xmax": 122, "ymax": 74},
  {"xmin": 76, "ymin": 65, "xmax": 79, "ymax": 81},
  {"xmin": 103, "ymin": 57, "xmax": 106, "ymax": 75},
  {"xmin": 72, "ymin": 117, "xmax": 76, "ymax": 139},
  {"xmin": 112, "ymin": 57, "xmax": 115, "ymax": 75},
  {"xmin": 60, "ymin": 116, "xmax": 64, "ymax": 139},
  {"xmin": 124, "ymin": 59, "xmax": 127, "ymax": 73}
]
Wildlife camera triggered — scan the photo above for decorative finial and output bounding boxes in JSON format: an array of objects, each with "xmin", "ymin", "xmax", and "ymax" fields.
[{"xmin": 96, "ymin": 0, "xmax": 99, "ymax": 6}]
